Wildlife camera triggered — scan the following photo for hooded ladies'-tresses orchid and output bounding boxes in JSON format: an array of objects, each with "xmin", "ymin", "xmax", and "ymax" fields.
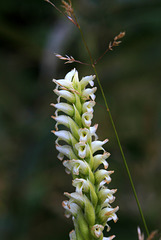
[{"xmin": 52, "ymin": 69, "xmax": 119, "ymax": 240}]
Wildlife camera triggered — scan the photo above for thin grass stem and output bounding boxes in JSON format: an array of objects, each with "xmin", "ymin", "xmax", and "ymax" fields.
[{"xmin": 73, "ymin": 11, "xmax": 150, "ymax": 238}]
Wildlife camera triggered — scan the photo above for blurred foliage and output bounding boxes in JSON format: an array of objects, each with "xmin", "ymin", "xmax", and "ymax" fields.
[{"xmin": 0, "ymin": 0, "xmax": 161, "ymax": 239}]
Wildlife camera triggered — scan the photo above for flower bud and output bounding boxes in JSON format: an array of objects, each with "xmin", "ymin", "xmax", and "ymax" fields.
[
  {"xmin": 74, "ymin": 93, "xmax": 82, "ymax": 113},
  {"xmin": 72, "ymin": 70, "xmax": 81, "ymax": 93},
  {"xmin": 73, "ymin": 104, "xmax": 82, "ymax": 127}
]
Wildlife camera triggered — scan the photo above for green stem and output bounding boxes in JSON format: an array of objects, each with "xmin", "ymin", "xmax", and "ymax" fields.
[{"xmin": 74, "ymin": 14, "xmax": 149, "ymax": 237}]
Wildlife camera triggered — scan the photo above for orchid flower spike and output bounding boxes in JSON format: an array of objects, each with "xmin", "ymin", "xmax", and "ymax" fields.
[{"xmin": 52, "ymin": 69, "xmax": 119, "ymax": 240}]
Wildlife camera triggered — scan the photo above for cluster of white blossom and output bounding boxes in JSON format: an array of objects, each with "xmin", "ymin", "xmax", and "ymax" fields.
[{"xmin": 52, "ymin": 69, "xmax": 119, "ymax": 240}]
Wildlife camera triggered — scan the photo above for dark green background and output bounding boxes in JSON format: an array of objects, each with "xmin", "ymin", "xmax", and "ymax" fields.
[{"xmin": 0, "ymin": 0, "xmax": 161, "ymax": 239}]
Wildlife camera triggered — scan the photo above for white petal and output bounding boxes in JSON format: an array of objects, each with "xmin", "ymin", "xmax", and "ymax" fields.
[
  {"xmin": 53, "ymin": 115, "xmax": 69, "ymax": 127},
  {"xmin": 62, "ymin": 200, "xmax": 80, "ymax": 218},
  {"xmin": 53, "ymin": 79, "xmax": 73, "ymax": 89},
  {"xmin": 75, "ymin": 142, "xmax": 88, "ymax": 159},
  {"xmin": 65, "ymin": 68, "xmax": 76, "ymax": 82},
  {"xmin": 78, "ymin": 128, "xmax": 90, "ymax": 142},
  {"xmin": 56, "ymin": 145, "xmax": 76, "ymax": 160},
  {"xmin": 64, "ymin": 192, "xmax": 85, "ymax": 208},
  {"xmin": 93, "ymin": 152, "xmax": 110, "ymax": 170},
  {"xmin": 57, "ymin": 152, "xmax": 64, "ymax": 161},
  {"xmin": 95, "ymin": 169, "xmax": 114, "ymax": 185},
  {"xmin": 91, "ymin": 139, "xmax": 108, "ymax": 153},
  {"xmin": 82, "ymin": 101, "xmax": 95, "ymax": 113},
  {"xmin": 63, "ymin": 159, "xmax": 89, "ymax": 176},
  {"xmin": 99, "ymin": 206, "xmax": 119, "ymax": 223},
  {"xmin": 90, "ymin": 124, "xmax": 98, "ymax": 140},
  {"xmin": 73, "ymin": 70, "xmax": 79, "ymax": 80},
  {"xmin": 82, "ymin": 87, "xmax": 97, "ymax": 100},
  {"xmin": 98, "ymin": 188, "xmax": 117, "ymax": 205},
  {"xmin": 54, "ymin": 130, "xmax": 70, "ymax": 143},
  {"xmin": 91, "ymin": 224, "xmax": 104, "ymax": 238},
  {"xmin": 54, "ymin": 89, "xmax": 75, "ymax": 103},
  {"xmin": 103, "ymin": 236, "xmax": 115, "ymax": 240},
  {"xmin": 54, "ymin": 102, "xmax": 74, "ymax": 116},
  {"xmin": 72, "ymin": 178, "xmax": 90, "ymax": 194},
  {"xmin": 80, "ymin": 75, "xmax": 95, "ymax": 89}
]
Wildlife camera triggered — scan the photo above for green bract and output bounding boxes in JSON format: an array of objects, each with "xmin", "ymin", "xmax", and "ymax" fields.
[{"xmin": 52, "ymin": 69, "xmax": 118, "ymax": 240}]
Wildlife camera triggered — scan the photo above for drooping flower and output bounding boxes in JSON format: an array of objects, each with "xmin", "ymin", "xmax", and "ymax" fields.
[{"xmin": 52, "ymin": 69, "xmax": 119, "ymax": 239}]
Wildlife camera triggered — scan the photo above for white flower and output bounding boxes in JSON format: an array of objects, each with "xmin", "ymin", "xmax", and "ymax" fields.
[
  {"xmin": 62, "ymin": 200, "xmax": 80, "ymax": 218},
  {"xmin": 82, "ymin": 87, "xmax": 97, "ymax": 100},
  {"xmin": 95, "ymin": 169, "xmax": 114, "ymax": 186},
  {"xmin": 78, "ymin": 128, "xmax": 90, "ymax": 142},
  {"xmin": 91, "ymin": 224, "xmax": 104, "ymax": 238},
  {"xmin": 75, "ymin": 142, "xmax": 90, "ymax": 159},
  {"xmin": 63, "ymin": 159, "xmax": 89, "ymax": 175},
  {"xmin": 64, "ymin": 192, "xmax": 85, "ymax": 208},
  {"xmin": 53, "ymin": 69, "xmax": 118, "ymax": 239},
  {"xmin": 91, "ymin": 139, "xmax": 109, "ymax": 154},
  {"xmin": 53, "ymin": 115, "xmax": 79, "ymax": 140},
  {"xmin": 93, "ymin": 152, "xmax": 110, "ymax": 171},
  {"xmin": 56, "ymin": 145, "xmax": 77, "ymax": 160},
  {"xmin": 98, "ymin": 188, "xmax": 117, "ymax": 204},
  {"xmin": 80, "ymin": 75, "xmax": 95, "ymax": 89},
  {"xmin": 99, "ymin": 205, "xmax": 119, "ymax": 223},
  {"xmin": 53, "ymin": 102, "xmax": 74, "ymax": 116},
  {"xmin": 72, "ymin": 178, "xmax": 90, "ymax": 194},
  {"xmin": 53, "ymin": 130, "xmax": 77, "ymax": 146},
  {"xmin": 54, "ymin": 89, "xmax": 75, "ymax": 103},
  {"xmin": 82, "ymin": 112, "xmax": 93, "ymax": 127},
  {"xmin": 53, "ymin": 78, "xmax": 73, "ymax": 90},
  {"xmin": 82, "ymin": 101, "xmax": 95, "ymax": 113}
]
